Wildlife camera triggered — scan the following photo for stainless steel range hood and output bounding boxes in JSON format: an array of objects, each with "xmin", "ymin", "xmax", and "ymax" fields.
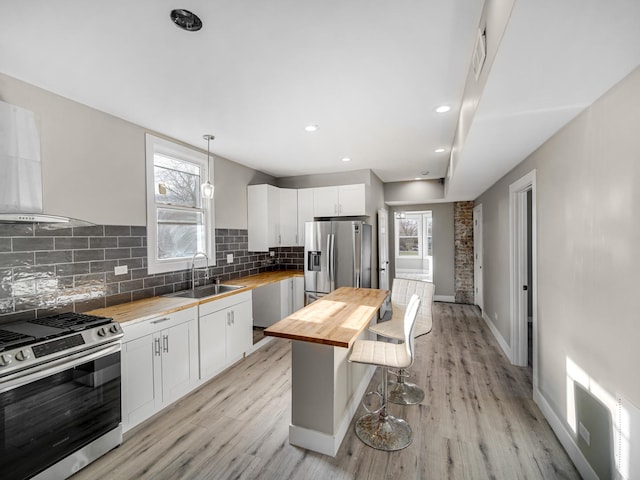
[{"xmin": 0, "ymin": 100, "xmax": 91, "ymax": 226}]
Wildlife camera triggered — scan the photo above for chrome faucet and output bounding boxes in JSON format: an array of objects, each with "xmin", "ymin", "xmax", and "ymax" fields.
[{"xmin": 191, "ymin": 251, "xmax": 209, "ymax": 290}]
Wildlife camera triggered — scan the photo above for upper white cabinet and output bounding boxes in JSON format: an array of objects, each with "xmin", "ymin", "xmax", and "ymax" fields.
[
  {"xmin": 313, "ymin": 184, "xmax": 366, "ymax": 217},
  {"xmin": 279, "ymin": 188, "xmax": 298, "ymax": 246},
  {"xmin": 297, "ymin": 188, "xmax": 314, "ymax": 247},
  {"xmin": 248, "ymin": 184, "xmax": 298, "ymax": 251}
]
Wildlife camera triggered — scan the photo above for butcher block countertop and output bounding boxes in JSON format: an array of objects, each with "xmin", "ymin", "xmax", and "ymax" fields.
[
  {"xmin": 264, "ymin": 287, "xmax": 389, "ymax": 348},
  {"xmin": 88, "ymin": 270, "xmax": 302, "ymax": 325}
]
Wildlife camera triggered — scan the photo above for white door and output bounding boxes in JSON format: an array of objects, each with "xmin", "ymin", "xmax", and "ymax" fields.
[
  {"xmin": 161, "ymin": 321, "xmax": 195, "ymax": 404},
  {"xmin": 121, "ymin": 333, "xmax": 157, "ymax": 430},
  {"xmin": 226, "ymin": 300, "xmax": 253, "ymax": 362},
  {"xmin": 473, "ymin": 204, "xmax": 484, "ymax": 311},
  {"xmin": 377, "ymin": 208, "xmax": 390, "ymax": 316}
]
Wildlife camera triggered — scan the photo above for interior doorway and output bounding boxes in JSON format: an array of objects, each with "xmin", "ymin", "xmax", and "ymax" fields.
[
  {"xmin": 394, "ymin": 210, "xmax": 433, "ymax": 282},
  {"xmin": 509, "ymin": 170, "xmax": 537, "ymax": 388}
]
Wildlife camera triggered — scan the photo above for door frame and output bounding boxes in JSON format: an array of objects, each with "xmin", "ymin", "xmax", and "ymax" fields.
[
  {"xmin": 377, "ymin": 208, "xmax": 390, "ymax": 316},
  {"xmin": 473, "ymin": 204, "xmax": 484, "ymax": 311},
  {"xmin": 509, "ymin": 170, "xmax": 537, "ymax": 386}
]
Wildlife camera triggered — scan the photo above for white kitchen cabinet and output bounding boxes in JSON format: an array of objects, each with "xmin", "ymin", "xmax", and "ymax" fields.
[
  {"xmin": 199, "ymin": 291, "xmax": 252, "ymax": 380},
  {"xmin": 121, "ymin": 307, "xmax": 198, "ymax": 432},
  {"xmin": 248, "ymin": 184, "xmax": 298, "ymax": 250},
  {"xmin": 248, "ymin": 184, "xmax": 279, "ymax": 251},
  {"xmin": 293, "ymin": 276, "xmax": 304, "ymax": 312},
  {"xmin": 280, "ymin": 276, "xmax": 305, "ymax": 317},
  {"xmin": 313, "ymin": 184, "xmax": 366, "ymax": 217},
  {"xmin": 297, "ymin": 188, "xmax": 314, "ymax": 246},
  {"xmin": 279, "ymin": 188, "xmax": 298, "ymax": 246}
]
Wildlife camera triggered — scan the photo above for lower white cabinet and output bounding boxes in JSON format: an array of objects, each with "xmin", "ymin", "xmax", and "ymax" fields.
[
  {"xmin": 199, "ymin": 291, "xmax": 253, "ymax": 381},
  {"xmin": 254, "ymin": 276, "xmax": 305, "ymax": 327},
  {"xmin": 121, "ymin": 307, "xmax": 199, "ymax": 432}
]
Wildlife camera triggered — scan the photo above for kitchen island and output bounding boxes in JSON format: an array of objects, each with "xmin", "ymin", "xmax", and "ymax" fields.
[{"xmin": 265, "ymin": 286, "xmax": 389, "ymax": 456}]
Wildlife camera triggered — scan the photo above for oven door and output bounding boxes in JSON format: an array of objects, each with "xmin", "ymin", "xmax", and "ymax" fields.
[{"xmin": 0, "ymin": 342, "xmax": 121, "ymax": 480}]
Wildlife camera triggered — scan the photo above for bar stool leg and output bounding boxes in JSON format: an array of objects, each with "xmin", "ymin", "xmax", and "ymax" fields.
[
  {"xmin": 383, "ymin": 368, "xmax": 425, "ymax": 405},
  {"xmin": 355, "ymin": 367, "xmax": 413, "ymax": 451}
]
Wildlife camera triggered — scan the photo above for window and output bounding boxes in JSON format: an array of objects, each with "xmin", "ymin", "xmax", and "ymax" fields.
[
  {"xmin": 397, "ymin": 216, "xmax": 421, "ymax": 257},
  {"xmin": 145, "ymin": 134, "xmax": 215, "ymax": 274}
]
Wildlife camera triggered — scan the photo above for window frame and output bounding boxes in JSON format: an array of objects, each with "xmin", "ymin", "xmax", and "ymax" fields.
[
  {"xmin": 145, "ymin": 133, "xmax": 215, "ymax": 274},
  {"xmin": 395, "ymin": 214, "xmax": 422, "ymax": 258}
]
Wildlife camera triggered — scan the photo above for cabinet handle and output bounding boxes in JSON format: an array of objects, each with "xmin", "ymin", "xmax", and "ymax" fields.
[
  {"xmin": 162, "ymin": 334, "xmax": 169, "ymax": 353},
  {"xmin": 154, "ymin": 337, "xmax": 161, "ymax": 356},
  {"xmin": 227, "ymin": 311, "xmax": 231, "ymax": 326},
  {"xmin": 151, "ymin": 317, "xmax": 171, "ymax": 324},
  {"xmin": 232, "ymin": 310, "xmax": 235, "ymax": 324}
]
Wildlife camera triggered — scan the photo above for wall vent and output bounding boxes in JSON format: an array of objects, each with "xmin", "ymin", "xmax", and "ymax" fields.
[{"xmin": 472, "ymin": 27, "xmax": 487, "ymax": 81}]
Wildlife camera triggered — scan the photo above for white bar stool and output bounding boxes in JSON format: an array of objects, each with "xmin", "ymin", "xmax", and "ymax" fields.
[
  {"xmin": 349, "ymin": 294, "xmax": 421, "ymax": 451},
  {"xmin": 369, "ymin": 279, "xmax": 434, "ymax": 405}
]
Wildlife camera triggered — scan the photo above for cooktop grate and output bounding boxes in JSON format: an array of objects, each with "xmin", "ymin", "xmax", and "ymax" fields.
[{"xmin": 30, "ymin": 312, "xmax": 110, "ymax": 330}]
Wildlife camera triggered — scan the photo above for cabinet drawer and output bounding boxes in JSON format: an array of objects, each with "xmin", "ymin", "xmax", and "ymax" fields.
[
  {"xmin": 198, "ymin": 290, "xmax": 251, "ymax": 316},
  {"xmin": 122, "ymin": 306, "xmax": 197, "ymax": 342}
]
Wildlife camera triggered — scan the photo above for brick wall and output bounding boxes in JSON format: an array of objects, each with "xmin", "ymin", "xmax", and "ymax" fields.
[
  {"xmin": 0, "ymin": 223, "xmax": 303, "ymax": 324},
  {"xmin": 454, "ymin": 201, "xmax": 474, "ymax": 304}
]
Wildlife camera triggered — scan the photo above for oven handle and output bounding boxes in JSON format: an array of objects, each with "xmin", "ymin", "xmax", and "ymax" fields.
[{"xmin": 0, "ymin": 341, "xmax": 121, "ymax": 394}]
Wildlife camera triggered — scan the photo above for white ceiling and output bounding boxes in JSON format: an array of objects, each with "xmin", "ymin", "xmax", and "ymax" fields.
[{"xmin": 1, "ymin": 0, "xmax": 639, "ymax": 201}]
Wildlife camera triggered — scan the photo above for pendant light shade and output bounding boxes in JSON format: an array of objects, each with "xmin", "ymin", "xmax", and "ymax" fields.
[{"xmin": 201, "ymin": 134, "xmax": 215, "ymax": 199}]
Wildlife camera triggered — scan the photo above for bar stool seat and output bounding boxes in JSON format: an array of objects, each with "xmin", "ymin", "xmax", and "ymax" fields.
[
  {"xmin": 369, "ymin": 279, "xmax": 434, "ymax": 405},
  {"xmin": 349, "ymin": 294, "xmax": 421, "ymax": 451}
]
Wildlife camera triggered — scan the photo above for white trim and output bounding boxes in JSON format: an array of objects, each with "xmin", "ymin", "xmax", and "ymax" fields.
[
  {"xmin": 533, "ymin": 388, "xmax": 599, "ymax": 480},
  {"xmin": 145, "ymin": 133, "xmax": 216, "ymax": 275},
  {"xmin": 434, "ymin": 295, "xmax": 455, "ymax": 303},
  {"xmin": 481, "ymin": 310, "xmax": 512, "ymax": 361},
  {"xmin": 289, "ymin": 364, "xmax": 375, "ymax": 457},
  {"xmin": 508, "ymin": 170, "xmax": 538, "ymax": 392},
  {"xmin": 473, "ymin": 203, "xmax": 484, "ymax": 311}
]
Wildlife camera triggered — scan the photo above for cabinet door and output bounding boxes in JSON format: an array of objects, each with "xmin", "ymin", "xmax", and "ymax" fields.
[
  {"xmin": 161, "ymin": 319, "xmax": 198, "ymax": 404},
  {"xmin": 199, "ymin": 309, "xmax": 227, "ymax": 380},
  {"xmin": 279, "ymin": 188, "xmax": 298, "ymax": 246},
  {"xmin": 293, "ymin": 276, "xmax": 305, "ymax": 312},
  {"xmin": 280, "ymin": 278, "xmax": 293, "ymax": 318},
  {"xmin": 338, "ymin": 184, "xmax": 366, "ymax": 216},
  {"xmin": 122, "ymin": 333, "xmax": 158, "ymax": 431},
  {"xmin": 226, "ymin": 300, "xmax": 252, "ymax": 363},
  {"xmin": 297, "ymin": 188, "xmax": 314, "ymax": 246},
  {"xmin": 313, "ymin": 186, "xmax": 338, "ymax": 217},
  {"xmin": 248, "ymin": 184, "xmax": 280, "ymax": 251}
]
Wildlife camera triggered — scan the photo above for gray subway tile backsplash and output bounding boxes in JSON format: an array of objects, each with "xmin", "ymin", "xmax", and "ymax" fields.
[{"xmin": 0, "ymin": 224, "xmax": 303, "ymax": 324}]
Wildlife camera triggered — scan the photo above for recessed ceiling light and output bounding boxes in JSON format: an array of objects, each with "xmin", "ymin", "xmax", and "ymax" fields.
[
  {"xmin": 341, "ymin": 157, "xmax": 351, "ymax": 162},
  {"xmin": 305, "ymin": 125, "xmax": 318, "ymax": 132},
  {"xmin": 435, "ymin": 105, "xmax": 451, "ymax": 113},
  {"xmin": 170, "ymin": 9, "xmax": 203, "ymax": 31},
  {"xmin": 434, "ymin": 148, "xmax": 446, "ymax": 153}
]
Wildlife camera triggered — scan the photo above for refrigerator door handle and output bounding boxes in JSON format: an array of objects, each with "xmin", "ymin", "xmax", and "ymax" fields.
[
  {"xmin": 328, "ymin": 233, "xmax": 336, "ymax": 290},
  {"xmin": 353, "ymin": 226, "xmax": 361, "ymax": 288}
]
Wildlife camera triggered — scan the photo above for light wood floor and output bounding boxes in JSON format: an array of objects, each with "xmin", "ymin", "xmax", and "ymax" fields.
[{"xmin": 72, "ymin": 303, "xmax": 580, "ymax": 480}]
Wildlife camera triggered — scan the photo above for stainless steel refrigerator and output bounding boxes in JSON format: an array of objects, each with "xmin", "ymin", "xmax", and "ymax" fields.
[{"xmin": 304, "ymin": 220, "xmax": 372, "ymax": 304}]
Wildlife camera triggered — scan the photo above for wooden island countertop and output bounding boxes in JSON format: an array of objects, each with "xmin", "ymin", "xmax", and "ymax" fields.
[{"xmin": 264, "ymin": 287, "xmax": 389, "ymax": 348}]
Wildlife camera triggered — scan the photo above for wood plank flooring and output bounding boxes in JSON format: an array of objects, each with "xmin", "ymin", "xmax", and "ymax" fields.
[{"xmin": 72, "ymin": 303, "xmax": 580, "ymax": 480}]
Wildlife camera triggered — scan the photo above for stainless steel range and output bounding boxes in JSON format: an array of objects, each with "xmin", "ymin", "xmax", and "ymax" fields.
[{"xmin": 0, "ymin": 312, "xmax": 124, "ymax": 480}]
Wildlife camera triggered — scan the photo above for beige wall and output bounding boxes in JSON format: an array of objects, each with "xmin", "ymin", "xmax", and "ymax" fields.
[
  {"xmin": 476, "ymin": 66, "xmax": 640, "ymax": 452},
  {"xmin": 0, "ymin": 73, "xmax": 268, "ymax": 229}
]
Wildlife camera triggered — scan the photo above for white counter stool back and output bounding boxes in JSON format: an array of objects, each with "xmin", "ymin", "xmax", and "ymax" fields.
[
  {"xmin": 349, "ymin": 294, "xmax": 421, "ymax": 451},
  {"xmin": 369, "ymin": 278, "xmax": 434, "ymax": 405}
]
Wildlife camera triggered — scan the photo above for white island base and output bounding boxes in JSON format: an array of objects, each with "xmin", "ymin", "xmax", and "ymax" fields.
[{"xmin": 288, "ymin": 333, "xmax": 375, "ymax": 457}]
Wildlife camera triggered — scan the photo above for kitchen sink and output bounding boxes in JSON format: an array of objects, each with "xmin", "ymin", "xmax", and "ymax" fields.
[{"xmin": 168, "ymin": 284, "xmax": 245, "ymax": 299}]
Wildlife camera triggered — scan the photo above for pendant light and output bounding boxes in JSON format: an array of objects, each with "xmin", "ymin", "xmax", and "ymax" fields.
[{"xmin": 201, "ymin": 134, "xmax": 215, "ymax": 199}]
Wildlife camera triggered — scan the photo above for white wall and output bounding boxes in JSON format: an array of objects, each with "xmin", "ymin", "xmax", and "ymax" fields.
[
  {"xmin": 476, "ymin": 65, "xmax": 640, "ymax": 472},
  {"xmin": 0, "ymin": 73, "xmax": 269, "ymax": 228}
]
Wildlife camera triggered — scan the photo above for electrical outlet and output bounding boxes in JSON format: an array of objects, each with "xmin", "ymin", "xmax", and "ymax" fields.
[
  {"xmin": 114, "ymin": 265, "xmax": 128, "ymax": 275},
  {"xmin": 269, "ymin": 251, "xmax": 275, "ymax": 257},
  {"xmin": 227, "ymin": 253, "xmax": 233, "ymax": 263},
  {"xmin": 579, "ymin": 422, "xmax": 591, "ymax": 446}
]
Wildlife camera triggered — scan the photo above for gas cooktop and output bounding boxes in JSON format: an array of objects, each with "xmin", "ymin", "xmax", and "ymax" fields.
[{"xmin": 0, "ymin": 312, "xmax": 113, "ymax": 351}]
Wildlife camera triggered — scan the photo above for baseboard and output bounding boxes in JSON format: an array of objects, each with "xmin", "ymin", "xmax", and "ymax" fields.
[
  {"xmin": 434, "ymin": 295, "xmax": 455, "ymax": 302},
  {"xmin": 533, "ymin": 388, "xmax": 599, "ymax": 480},
  {"xmin": 481, "ymin": 311, "xmax": 513, "ymax": 361}
]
